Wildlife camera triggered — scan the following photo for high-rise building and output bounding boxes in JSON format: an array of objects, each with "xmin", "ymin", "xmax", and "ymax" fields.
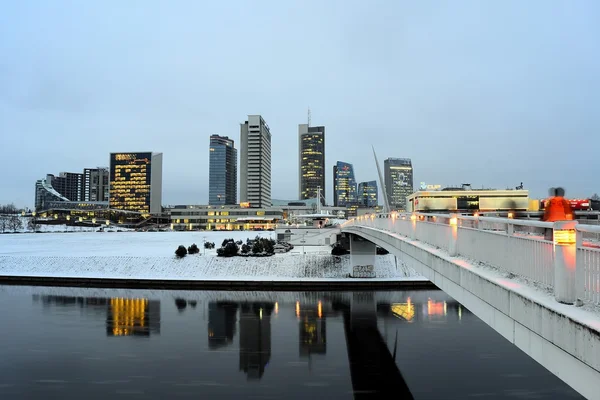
[
  {"xmin": 298, "ymin": 124, "xmax": 325, "ymax": 205},
  {"xmin": 333, "ymin": 161, "xmax": 357, "ymax": 207},
  {"xmin": 35, "ymin": 175, "xmax": 70, "ymax": 210},
  {"xmin": 384, "ymin": 158, "xmax": 413, "ymax": 211},
  {"xmin": 209, "ymin": 135, "xmax": 237, "ymax": 206},
  {"xmin": 109, "ymin": 152, "xmax": 163, "ymax": 214},
  {"xmin": 240, "ymin": 115, "xmax": 271, "ymax": 208},
  {"xmin": 52, "ymin": 172, "xmax": 83, "ymax": 201},
  {"xmin": 358, "ymin": 180, "xmax": 378, "ymax": 207},
  {"xmin": 84, "ymin": 167, "xmax": 109, "ymax": 202}
]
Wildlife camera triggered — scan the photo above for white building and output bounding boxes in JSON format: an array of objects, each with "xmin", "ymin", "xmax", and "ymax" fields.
[{"xmin": 240, "ymin": 115, "xmax": 272, "ymax": 208}]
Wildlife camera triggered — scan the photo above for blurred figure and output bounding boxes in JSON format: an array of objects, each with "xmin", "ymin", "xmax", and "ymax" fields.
[{"xmin": 542, "ymin": 187, "xmax": 574, "ymax": 240}]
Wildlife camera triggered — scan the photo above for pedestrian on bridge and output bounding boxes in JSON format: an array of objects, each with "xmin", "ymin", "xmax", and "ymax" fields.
[{"xmin": 542, "ymin": 187, "xmax": 574, "ymax": 240}]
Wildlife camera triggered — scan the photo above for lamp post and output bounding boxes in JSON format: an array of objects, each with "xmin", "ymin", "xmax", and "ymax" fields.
[{"xmin": 203, "ymin": 236, "xmax": 207, "ymax": 256}]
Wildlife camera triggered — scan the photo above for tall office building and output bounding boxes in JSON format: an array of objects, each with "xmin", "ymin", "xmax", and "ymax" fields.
[
  {"xmin": 384, "ymin": 158, "xmax": 413, "ymax": 211},
  {"xmin": 333, "ymin": 161, "xmax": 357, "ymax": 207},
  {"xmin": 84, "ymin": 167, "xmax": 109, "ymax": 202},
  {"xmin": 240, "ymin": 115, "xmax": 271, "ymax": 208},
  {"xmin": 53, "ymin": 172, "xmax": 83, "ymax": 201},
  {"xmin": 109, "ymin": 152, "xmax": 163, "ymax": 214},
  {"xmin": 298, "ymin": 124, "xmax": 325, "ymax": 205},
  {"xmin": 34, "ymin": 175, "xmax": 70, "ymax": 210},
  {"xmin": 358, "ymin": 180, "xmax": 378, "ymax": 207},
  {"xmin": 209, "ymin": 135, "xmax": 237, "ymax": 206}
]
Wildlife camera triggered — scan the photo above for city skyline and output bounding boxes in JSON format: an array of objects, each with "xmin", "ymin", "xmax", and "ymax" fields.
[{"xmin": 1, "ymin": 1, "xmax": 599, "ymax": 207}]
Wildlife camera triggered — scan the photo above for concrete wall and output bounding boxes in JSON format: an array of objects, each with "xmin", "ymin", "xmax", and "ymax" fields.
[
  {"xmin": 343, "ymin": 225, "xmax": 600, "ymax": 400},
  {"xmin": 349, "ymin": 234, "xmax": 376, "ymax": 278}
]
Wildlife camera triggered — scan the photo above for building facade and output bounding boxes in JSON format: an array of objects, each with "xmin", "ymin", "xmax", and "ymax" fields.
[
  {"xmin": 52, "ymin": 172, "xmax": 83, "ymax": 202},
  {"xmin": 357, "ymin": 180, "xmax": 378, "ymax": 207},
  {"xmin": 209, "ymin": 135, "xmax": 237, "ymax": 206},
  {"xmin": 240, "ymin": 115, "xmax": 272, "ymax": 208},
  {"xmin": 298, "ymin": 124, "xmax": 325, "ymax": 205},
  {"xmin": 84, "ymin": 167, "xmax": 109, "ymax": 202},
  {"xmin": 169, "ymin": 205, "xmax": 283, "ymax": 231},
  {"xmin": 35, "ymin": 175, "xmax": 71, "ymax": 210},
  {"xmin": 384, "ymin": 158, "xmax": 413, "ymax": 211},
  {"xmin": 109, "ymin": 152, "xmax": 163, "ymax": 214},
  {"xmin": 333, "ymin": 161, "xmax": 357, "ymax": 207}
]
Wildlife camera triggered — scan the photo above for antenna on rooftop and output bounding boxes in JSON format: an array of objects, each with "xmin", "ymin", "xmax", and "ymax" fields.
[{"xmin": 308, "ymin": 107, "xmax": 311, "ymax": 126}]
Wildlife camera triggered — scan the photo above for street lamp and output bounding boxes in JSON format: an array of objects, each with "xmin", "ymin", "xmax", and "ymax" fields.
[{"xmin": 203, "ymin": 236, "xmax": 207, "ymax": 255}]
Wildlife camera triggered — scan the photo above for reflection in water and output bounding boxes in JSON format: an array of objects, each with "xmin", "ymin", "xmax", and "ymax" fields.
[
  {"xmin": 34, "ymin": 295, "xmax": 161, "ymax": 337},
  {"xmin": 298, "ymin": 301, "xmax": 327, "ymax": 357},
  {"xmin": 107, "ymin": 298, "xmax": 160, "ymax": 337},
  {"xmin": 11, "ymin": 290, "xmax": 582, "ymax": 399},
  {"xmin": 239, "ymin": 302, "xmax": 273, "ymax": 380},
  {"xmin": 208, "ymin": 302, "xmax": 238, "ymax": 349}
]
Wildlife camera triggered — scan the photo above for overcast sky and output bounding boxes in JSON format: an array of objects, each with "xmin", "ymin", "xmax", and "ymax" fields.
[{"xmin": 1, "ymin": 0, "xmax": 599, "ymax": 207}]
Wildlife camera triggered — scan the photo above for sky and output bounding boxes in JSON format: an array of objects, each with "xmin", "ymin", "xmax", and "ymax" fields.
[{"xmin": 1, "ymin": 0, "xmax": 599, "ymax": 208}]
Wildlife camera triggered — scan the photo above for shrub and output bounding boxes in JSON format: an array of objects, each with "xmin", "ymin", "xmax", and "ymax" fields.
[
  {"xmin": 223, "ymin": 241, "xmax": 239, "ymax": 257},
  {"xmin": 241, "ymin": 243, "xmax": 250, "ymax": 254},
  {"xmin": 222, "ymin": 238, "xmax": 230, "ymax": 247},
  {"xmin": 331, "ymin": 244, "xmax": 349, "ymax": 256},
  {"xmin": 252, "ymin": 240, "xmax": 264, "ymax": 254},
  {"xmin": 262, "ymin": 238, "xmax": 274, "ymax": 255},
  {"xmin": 236, "ymin": 240, "xmax": 243, "ymax": 245},
  {"xmin": 204, "ymin": 241, "xmax": 215, "ymax": 249},
  {"xmin": 175, "ymin": 245, "xmax": 187, "ymax": 258},
  {"xmin": 188, "ymin": 243, "xmax": 200, "ymax": 254}
]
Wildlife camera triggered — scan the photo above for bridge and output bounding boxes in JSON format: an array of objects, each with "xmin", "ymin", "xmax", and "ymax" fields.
[{"xmin": 341, "ymin": 213, "xmax": 600, "ymax": 400}]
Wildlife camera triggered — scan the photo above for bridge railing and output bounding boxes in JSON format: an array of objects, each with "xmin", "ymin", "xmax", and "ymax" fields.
[{"xmin": 343, "ymin": 213, "xmax": 600, "ymax": 305}]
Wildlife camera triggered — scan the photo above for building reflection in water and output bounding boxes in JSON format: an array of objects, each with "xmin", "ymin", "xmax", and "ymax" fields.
[
  {"xmin": 389, "ymin": 297, "xmax": 463, "ymax": 322},
  {"xmin": 298, "ymin": 300, "xmax": 326, "ymax": 357},
  {"xmin": 208, "ymin": 302, "xmax": 238, "ymax": 349},
  {"xmin": 34, "ymin": 295, "xmax": 160, "ymax": 337},
  {"xmin": 239, "ymin": 302, "xmax": 273, "ymax": 380},
  {"xmin": 107, "ymin": 298, "xmax": 161, "ymax": 337}
]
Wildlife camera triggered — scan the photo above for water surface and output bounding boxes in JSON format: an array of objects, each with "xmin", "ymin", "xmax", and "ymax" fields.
[{"xmin": 0, "ymin": 286, "xmax": 582, "ymax": 399}]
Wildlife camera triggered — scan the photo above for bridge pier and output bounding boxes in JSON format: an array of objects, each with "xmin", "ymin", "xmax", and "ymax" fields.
[{"xmin": 349, "ymin": 234, "xmax": 376, "ymax": 278}]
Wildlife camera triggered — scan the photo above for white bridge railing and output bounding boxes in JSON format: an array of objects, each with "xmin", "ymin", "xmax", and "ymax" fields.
[{"xmin": 343, "ymin": 213, "xmax": 600, "ymax": 306}]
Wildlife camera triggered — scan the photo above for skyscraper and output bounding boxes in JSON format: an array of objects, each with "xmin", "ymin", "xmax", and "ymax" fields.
[
  {"xmin": 384, "ymin": 158, "xmax": 413, "ymax": 211},
  {"xmin": 358, "ymin": 180, "xmax": 378, "ymax": 207},
  {"xmin": 109, "ymin": 152, "xmax": 163, "ymax": 214},
  {"xmin": 53, "ymin": 172, "xmax": 83, "ymax": 201},
  {"xmin": 84, "ymin": 167, "xmax": 109, "ymax": 202},
  {"xmin": 333, "ymin": 161, "xmax": 357, "ymax": 207},
  {"xmin": 240, "ymin": 115, "xmax": 271, "ymax": 208},
  {"xmin": 239, "ymin": 302, "xmax": 273, "ymax": 380},
  {"xmin": 209, "ymin": 135, "xmax": 237, "ymax": 206},
  {"xmin": 298, "ymin": 124, "xmax": 325, "ymax": 205}
]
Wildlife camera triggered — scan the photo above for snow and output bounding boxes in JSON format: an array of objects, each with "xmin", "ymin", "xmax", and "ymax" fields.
[{"xmin": 0, "ymin": 231, "xmax": 419, "ymax": 280}]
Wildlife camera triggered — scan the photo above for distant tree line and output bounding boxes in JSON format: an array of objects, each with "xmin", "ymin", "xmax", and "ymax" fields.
[{"xmin": 0, "ymin": 203, "xmax": 24, "ymax": 233}]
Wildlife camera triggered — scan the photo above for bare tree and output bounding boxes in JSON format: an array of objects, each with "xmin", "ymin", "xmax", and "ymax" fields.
[
  {"xmin": 7, "ymin": 216, "xmax": 23, "ymax": 232},
  {"xmin": 0, "ymin": 216, "xmax": 7, "ymax": 233},
  {"xmin": 592, "ymin": 193, "xmax": 600, "ymax": 201},
  {"xmin": 28, "ymin": 216, "xmax": 40, "ymax": 232},
  {"xmin": 0, "ymin": 203, "xmax": 18, "ymax": 215}
]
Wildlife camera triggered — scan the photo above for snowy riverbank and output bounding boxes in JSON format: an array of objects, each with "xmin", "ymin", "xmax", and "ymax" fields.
[{"xmin": 0, "ymin": 231, "xmax": 420, "ymax": 281}]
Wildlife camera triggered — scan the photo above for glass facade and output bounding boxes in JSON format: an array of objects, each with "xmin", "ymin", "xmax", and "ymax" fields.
[
  {"xmin": 109, "ymin": 152, "xmax": 153, "ymax": 213},
  {"xmin": 384, "ymin": 158, "xmax": 413, "ymax": 211},
  {"xmin": 358, "ymin": 180, "xmax": 378, "ymax": 207},
  {"xmin": 209, "ymin": 135, "xmax": 237, "ymax": 206},
  {"xmin": 299, "ymin": 125, "xmax": 325, "ymax": 205},
  {"xmin": 333, "ymin": 161, "xmax": 357, "ymax": 207},
  {"xmin": 35, "ymin": 175, "xmax": 70, "ymax": 210}
]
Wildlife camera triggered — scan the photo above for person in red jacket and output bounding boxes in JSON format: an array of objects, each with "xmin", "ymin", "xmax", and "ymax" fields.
[{"xmin": 542, "ymin": 187, "xmax": 574, "ymax": 240}]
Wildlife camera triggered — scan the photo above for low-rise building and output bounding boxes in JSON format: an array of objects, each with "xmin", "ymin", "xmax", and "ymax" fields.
[{"xmin": 169, "ymin": 205, "xmax": 284, "ymax": 231}]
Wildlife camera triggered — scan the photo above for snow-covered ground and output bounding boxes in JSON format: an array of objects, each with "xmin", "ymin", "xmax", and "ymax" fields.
[
  {"xmin": 0, "ymin": 231, "xmax": 419, "ymax": 280},
  {"xmin": 0, "ymin": 231, "xmax": 275, "ymax": 257}
]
